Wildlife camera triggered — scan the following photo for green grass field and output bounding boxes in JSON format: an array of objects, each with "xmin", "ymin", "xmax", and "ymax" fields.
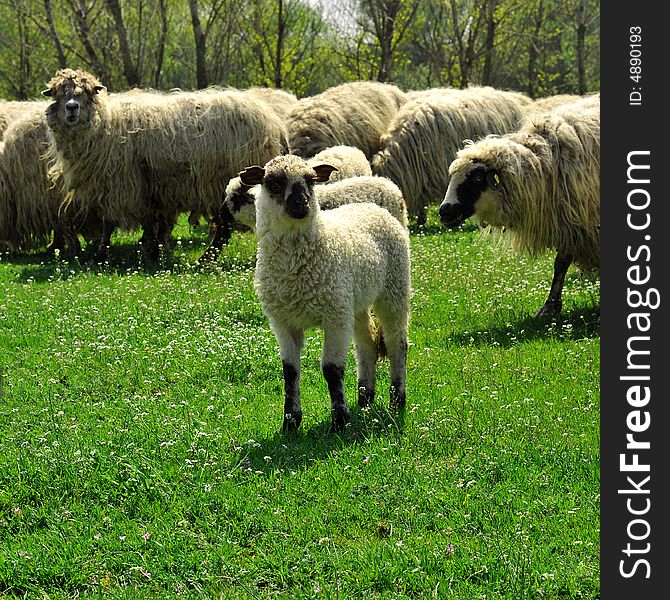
[{"xmin": 0, "ymin": 212, "xmax": 600, "ymax": 598}]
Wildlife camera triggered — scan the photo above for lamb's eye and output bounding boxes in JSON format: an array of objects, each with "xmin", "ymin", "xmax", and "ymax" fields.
[{"xmin": 267, "ymin": 180, "xmax": 283, "ymax": 194}]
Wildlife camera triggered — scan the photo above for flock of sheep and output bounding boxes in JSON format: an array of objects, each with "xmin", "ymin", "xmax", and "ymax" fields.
[{"xmin": 0, "ymin": 68, "xmax": 600, "ymax": 431}]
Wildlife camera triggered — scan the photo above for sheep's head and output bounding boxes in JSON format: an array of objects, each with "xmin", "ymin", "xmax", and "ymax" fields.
[
  {"xmin": 42, "ymin": 68, "xmax": 105, "ymax": 129},
  {"xmin": 439, "ymin": 157, "xmax": 506, "ymax": 229},
  {"xmin": 239, "ymin": 155, "xmax": 337, "ymax": 224},
  {"xmin": 223, "ymin": 176, "xmax": 259, "ymax": 231}
]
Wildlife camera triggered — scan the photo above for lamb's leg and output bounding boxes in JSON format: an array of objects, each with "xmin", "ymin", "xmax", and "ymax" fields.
[
  {"xmin": 274, "ymin": 324, "xmax": 305, "ymax": 432},
  {"xmin": 536, "ymin": 252, "xmax": 573, "ymax": 318},
  {"xmin": 374, "ymin": 302, "xmax": 409, "ymax": 410},
  {"xmin": 322, "ymin": 326, "xmax": 353, "ymax": 432},
  {"xmin": 353, "ymin": 311, "xmax": 377, "ymax": 408}
]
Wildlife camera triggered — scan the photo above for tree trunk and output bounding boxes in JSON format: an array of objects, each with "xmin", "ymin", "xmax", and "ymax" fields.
[
  {"xmin": 482, "ymin": 0, "xmax": 497, "ymax": 85},
  {"xmin": 527, "ymin": 0, "xmax": 544, "ymax": 98},
  {"xmin": 274, "ymin": 0, "xmax": 284, "ymax": 88},
  {"xmin": 576, "ymin": 0, "xmax": 587, "ymax": 94},
  {"xmin": 65, "ymin": 0, "xmax": 110, "ymax": 86},
  {"xmin": 104, "ymin": 0, "xmax": 141, "ymax": 87},
  {"xmin": 44, "ymin": 0, "xmax": 67, "ymax": 69},
  {"xmin": 189, "ymin": 0, "xmax": 209, "ymax": 88},
  {"xmin": 154, "ymin": 0, "xmax": 168, "ymax": 87}
]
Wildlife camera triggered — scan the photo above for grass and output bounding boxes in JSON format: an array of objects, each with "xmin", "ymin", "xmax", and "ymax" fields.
[{"xmin": 0, "ymin": 210, "xmax": 600, "ymax": 598}]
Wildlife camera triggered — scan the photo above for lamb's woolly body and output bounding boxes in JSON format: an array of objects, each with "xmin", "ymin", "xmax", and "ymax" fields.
[
  {"xmin": 286, "ymin": 81, "xmax": 407, "ymax": 159},
  {"xmin": 224, "ymin": 175, "xmax": 408, "ymax": 231},
  {"xmin": 447, "ymin": 95, "xmax": 600, "ymax": 271},
  {"xmin": 308, "ymin": 145, "xmax": 372, "ymax": 182},
  {"xmin": 255, "ymin": 203, "xmax": 409, "ymax": 331},
  {"xmin": 370, "ymin": 86, "xmax": 530, "ymax": 221},
  {"xmin": 44, "ymin": 69, "xmax": 289, "ymax": 236},
  {"xmin": 251, "ymin": 154, "xmax": 410, "ymax": 431}
]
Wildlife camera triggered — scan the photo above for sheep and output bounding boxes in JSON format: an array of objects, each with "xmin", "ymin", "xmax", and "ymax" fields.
[
  {"xmin": 439, "ymin": 95, "xmax": 600, "ymax": 317},
  {"xmin": 370, "ymin": 86, "xmax": 531, "ymax": 224},
  {"xmin": 286, "ymin": 81, "xmax": 407, "ymax": 159},
  {"xmin": 240, "ymin": 154, "xmax": 411, "ymax": 432},
  {"xmin": 244, "ymin": 86, "xmax": 298, "ymax": 118},
  {"xmin": 42, "ymin": 68, "xmax": 288, "ymax": 263},
  {"xmin": 222, "ymin": 173, "xmax": 408, "ymax": 235},
  {"xmin": 530, "ymin": 94, "xmax": 582, "ymax": 112},
  {"xmin": 0, "ymin": 107, "xmax": 88, "ymax": 255},
  {"xmin": 1, "ymin": 100, "xmax": 49, "ymax": 138},
  {"xmin": 308, "ymin": 145, "xmax": 372, "ymax": 182}
]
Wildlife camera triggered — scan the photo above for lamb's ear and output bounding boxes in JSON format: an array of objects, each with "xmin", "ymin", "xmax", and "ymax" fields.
[
  {"xmin": 239, "ymin": 166, "xmax": 265, "ymax": 186},
  {"xmin": 312, "ymin": 163, "xmax": 338, "ymax": 183},
  {"xmin": 486, "ymin": 169, "xmax": 502, "ymax": 190},
  {"xmin": 41, "ymin": 88, "xmax": 54, "ymax": 97}
]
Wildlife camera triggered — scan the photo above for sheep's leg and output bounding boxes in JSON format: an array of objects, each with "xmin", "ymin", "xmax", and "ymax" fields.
[
  {"xmin": 536, "ymin": 252, "xmax": 573, "ymax": 318},
  {"xmin": 274, "ymin": 324, "xmax": 305, "ymax": 432},
  {"xmin": 322, "ymin": 326, "xmax": 353, "ymax": 432},
  {"xmin": 353, "ymin": 311, "xmax": 377, "ymax": 407},
  {"xmin": 89, "ymin": 218, "xmax": 114, "ymax": 265},
  {"xmin": 200, "ymin": 206, "xmax": 234, "ymax": 262}
]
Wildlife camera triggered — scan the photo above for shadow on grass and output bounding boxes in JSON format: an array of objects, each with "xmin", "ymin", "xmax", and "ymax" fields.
[
  {"xmin": 5, "ymin": 236, "xmax": 256, "ymax": 283},
  {"xmin": 448, "ymin": 303, "xmax": 600, "ymax": 348},
  {"xmin": 238, "ymin": 403, "xmax": 406, "ymax": 475}
]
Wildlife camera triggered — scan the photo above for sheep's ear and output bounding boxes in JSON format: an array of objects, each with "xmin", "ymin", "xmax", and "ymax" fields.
[
  {"xmin": 312, "ymin": 163, "xmax": 338, "ymax": 183},
  {"xmin": 486, "ymin": 169, "xmax": 502, "ymax": 190},
  {"xmin": 239, "ymin": 166, "xmax": 265, "ymax": 186},
  {"xmin": 41, "ymin": 88, "xmax": 54, "ymax": 97},
  {"xmin": 94, "ymin": 85, "xmax": 105, "ymax": 94}
]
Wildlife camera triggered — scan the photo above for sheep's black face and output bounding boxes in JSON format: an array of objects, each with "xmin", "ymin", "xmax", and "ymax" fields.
[{"xmin": 440, "ymin": 163, "xmax": 500, "ymax": 228}]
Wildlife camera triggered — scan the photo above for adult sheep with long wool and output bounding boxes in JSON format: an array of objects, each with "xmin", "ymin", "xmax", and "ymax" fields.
[
  {"xmin": 0, "ymin": 107, "xmax": 89, "ymax": 255},
  {"xmin": 439, "ymin": 94, "xmax": 600, "ymax": 317},
  {"xmin": 240, "ymin": 154, "xmax": 411, "ymax": 433},
  {"xmin": 286, "ymin": 81, "xmax": 407, "ymax": 159},
  {"xmin": 43, "ymin": 68, "xmax": 288, "ymax": 262},
  {"xmin": 370, "ymin": 86, "xmax": 531, "ymax": 223}
]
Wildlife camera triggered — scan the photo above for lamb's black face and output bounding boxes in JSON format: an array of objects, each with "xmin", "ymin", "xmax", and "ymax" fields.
[
  {"xmin": 439, "ymin": 163, "xmax": 499, "ymax": 228},
  {"xmin": 265, "ymin": 173, "xmax": 315, "ymax": 220}
]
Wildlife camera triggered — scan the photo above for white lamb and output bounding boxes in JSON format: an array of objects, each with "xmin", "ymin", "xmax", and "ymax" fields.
[
  {"xmin": 222, "ymin": 173, "xmax": 408, "ymax": 234},
  {"xmin": 240, "ymin": 155, "xmax": 411, "ymax": 432}
]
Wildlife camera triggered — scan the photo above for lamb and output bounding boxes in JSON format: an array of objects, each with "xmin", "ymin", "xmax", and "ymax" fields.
[
  {"xmin": 308, "ymin": 145, "xmax": 372, "ymax": 182},
  {"xmin": 222, "ymin": 173, "xmax": 408, "ymax": 234},
  {"xmin": 439, "ymin": 95, "xmax": 600, "ymax": 317},
  {"xmin": 370, "ymin": 86, "xmax": 531, "ymax": 224},
  {"xmin": 286, "ymin": 81, "xmax": 407, "ymax": 159},
  {"xmin": 42, "ymin": 68, "xmax": 288, "ymax": 262},
  {"xmin": 240, "ymin": 154, "xmax": 411, "ymax": 432}
]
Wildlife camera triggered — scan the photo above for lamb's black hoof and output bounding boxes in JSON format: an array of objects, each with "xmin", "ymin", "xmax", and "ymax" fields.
[
  {"xmin": 282, "ymin": 412, "xmax": 302, "ymax": 433},
  {"xmin": 330, "ymin": 406, "xmax": 351, "ymax": 433}
]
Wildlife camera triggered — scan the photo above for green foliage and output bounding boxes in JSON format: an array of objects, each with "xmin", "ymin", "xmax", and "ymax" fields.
[
  {"xmin": 0, "ymin": 0, "xmax": 599, "ymax": 99},
  {"xmin": 0, "ymin": 210, "xmax": 600, "ymax": 597}
]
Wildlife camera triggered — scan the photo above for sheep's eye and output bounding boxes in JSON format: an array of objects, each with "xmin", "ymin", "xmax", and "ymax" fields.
[
  {"xmin": 472, "ymin": 170, "xmax": 484, "ymax": 182},
  {"xmin": 304, "ymin": 175, "xmax": 314, "ymax": 186}
]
